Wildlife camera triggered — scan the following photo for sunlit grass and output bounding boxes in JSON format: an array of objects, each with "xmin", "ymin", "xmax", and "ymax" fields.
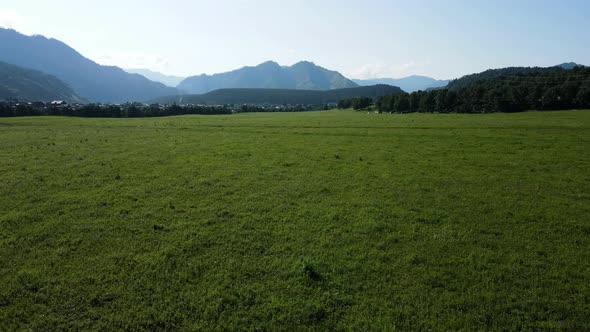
[{"xmin": 0, "ymin": 110, "xmax": 589, "ymax": 330}]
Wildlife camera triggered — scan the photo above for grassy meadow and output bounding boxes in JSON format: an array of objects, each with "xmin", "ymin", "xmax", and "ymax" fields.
[{"xmin": 0, "ymin": 110, "xmax": 589, "ymax": 330}]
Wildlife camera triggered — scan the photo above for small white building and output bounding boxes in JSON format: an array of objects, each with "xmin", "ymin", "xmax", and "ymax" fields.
[{"xmin": 50, "ymin": 100, "xmax": 68, "ymax": 106}]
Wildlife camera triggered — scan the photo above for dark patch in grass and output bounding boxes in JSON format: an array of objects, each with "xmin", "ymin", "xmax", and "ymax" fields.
[
  {"xmin": 0, "ymin": 294, "xmax": 9, "ymax": 307},
  {"xmin": 479, "ymin": 229, "xmax": 502, "ymax": 237},
  {"xmin": 415, "ymin": 214, "xmax": 446, "ymax": 225},
  {"xmin": 114, "ymin": 174, "xmax": 121, "ymax": 180},
  {"xmin": 300, "ymin": 259, "xmax": 322, "ymax": 281},
  {"xmin": 409, "ymin": 254, "xmax": 426, "ymax": 266},
  {"xmin": 306, "ymin": 305, "xmax": 327, "ymax": 323},
  {"xmin": 216, "ymin": 210, "xmax": 234, "ymax": 220},
  {"xmin": 89, "ymin": 293, "xmax": 116, "ymax": 307},
  {"xmin": 428, "ymin": 277, "xmax": 445, "ymax": 289},
  {"xmin": 153, "ymin": 224, "xmax": 165, "ymax": 231},
  {"xmin": 17, "ymin": 271, "xmax": 42, "ymax": 293}
]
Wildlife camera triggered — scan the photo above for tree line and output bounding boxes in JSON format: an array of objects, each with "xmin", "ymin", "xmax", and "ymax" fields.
[
  {"xmin": 0, "ymin": 103, "xmax": 333, "ymax": 117},
  {"xmin": 154, "ymin": 84, "xmax": 401, "ymax": 105},
  {"xmin": 375, "ymin": 66, "xmax": 590, "ymax": 113},
  {"xmin": 337, "ymin": 97, "xmax": 373, "ymax": 110},
  {"xmin": 0, "ymin": 103, "xmax": 233, "ymax": 117}
]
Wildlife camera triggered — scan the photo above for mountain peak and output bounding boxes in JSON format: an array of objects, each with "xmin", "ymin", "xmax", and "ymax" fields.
[
  {"xmin": 557, "ymin": 62, "xmax": 584, "ymax": 69},
  {"xmin": 178, "ymin": 60, "xmax": 358, "ymax": 94},
  {"xmin": 257, "ymin": 60, "xmax": 280, "ymax": 67},
  {"xmin": 292, "ymin": 61, "xmax": 317, "ymax": 67}
]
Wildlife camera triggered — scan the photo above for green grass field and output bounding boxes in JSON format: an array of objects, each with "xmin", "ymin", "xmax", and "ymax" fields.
[{"xmin": 1, "ymin": 110, "xmax": 589, "ymax": 330}]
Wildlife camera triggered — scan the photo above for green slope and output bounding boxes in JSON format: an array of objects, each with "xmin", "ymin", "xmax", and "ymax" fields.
[
  {"xmin": 0, "ymin": 61, "xmax": 83, "ymax": 102},
  {"xmin": 446, "ymin": 64, "xmax": 586, "ymax": 91},
  {"xmin": 154, "ymin": 85, "xmax": 403, "ymax": 105}
]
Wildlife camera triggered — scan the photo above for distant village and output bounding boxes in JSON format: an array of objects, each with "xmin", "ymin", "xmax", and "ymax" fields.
[{"xmin": 0, "ymin": 99, "xmax": 334, "ymax": 117}]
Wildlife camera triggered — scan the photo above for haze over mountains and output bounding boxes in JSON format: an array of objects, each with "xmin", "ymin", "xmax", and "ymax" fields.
[
  {"xmin": 0, "ymin": 27, "xmax": 586, "ymax": 104},
  {"xmin": 558, "ymin": 62, "xmax": 583, "ymax": 70},
  {"xmin": 0, "ymin": 28, "xmax": 386, "ymax": 103},
  {"xmin": 124, "ymin": 66, "xmax": 449, "ymax": 94},
  {"xmin": 353, "ymin": 76, "xmax": 449, "ymax": 92},
  {"xmin": 177, "ymin": 61, "xmax": 359, "ymax": 94},
  {"xmin": 125, "ymin": 68, "xmax": 186, "ymax": 88},
  {"xmin": 0, "ymin": 28, "xmax": 177, "ymax": 103}
]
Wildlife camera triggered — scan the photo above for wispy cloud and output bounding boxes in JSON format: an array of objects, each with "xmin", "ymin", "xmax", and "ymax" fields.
[
  {"xmin": 0, "ymin": 9, "xmax": 30, "ymax": 34},
  {"xmin": 344, "ymin": 61, "xmax": 422, "ymax": 79}
]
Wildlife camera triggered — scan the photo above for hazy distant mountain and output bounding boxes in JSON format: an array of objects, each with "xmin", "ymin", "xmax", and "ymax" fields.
[
  {"xmin": 178, "ymin": 61, "xmax": 359, "ymax": 94},
  {"xmin": 125, "ymin": 68, "xmax": 186, "ymax": 88},
  {"xmin": 556, "ymin": 62, "xmax": 585, "ymax": 69},
  {"xmin": 153, "ymin": 84, "xmax": 402, "ymax": 105},
  {"xmin": 353, "ymin": 75, "xmax": 449, "ymax": 92},
  {"xmin": 0, "ymin": 28, "xmax": 178, "ymax": 103},
  {"xmin": 0, "ymin": 61, "xmax": 83, "ymax": 102},
  {"xmin": 289, "ymin": 61, "xmax": 358, "ymax": 90}
]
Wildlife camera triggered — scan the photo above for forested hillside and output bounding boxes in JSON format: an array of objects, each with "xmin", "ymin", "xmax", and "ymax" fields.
[
  {"xmin": 0, "ymin": 61, "xmax": 82, "ymax": 102},
  {"xmin": 376, "ymin": 66, "xmax": 590, "ymax": 113},
  {"xmin": 154, "ymin": 85, "xmax": 402, "ymax": 105}
]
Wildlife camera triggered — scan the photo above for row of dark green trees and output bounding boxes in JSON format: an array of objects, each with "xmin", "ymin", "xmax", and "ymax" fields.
[
  {"xmin": 0, "ymin": 103, "xmax": 331, "ymax": 117},
  {"xmin": 375, "ymin": 66, "xmax": 590, "ymax": 113},
  {"xmin": 0, "ymin": 103, "xmax": 233, "ymax": 117},
  {"xmin": 337, "ymin": 97, "xmax": 373, "ymax": 110}
]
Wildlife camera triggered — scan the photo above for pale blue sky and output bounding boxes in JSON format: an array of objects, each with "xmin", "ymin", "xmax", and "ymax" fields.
[{"xmin": 1, "ymin": 0, "xmax": 588, "ymax": 79}]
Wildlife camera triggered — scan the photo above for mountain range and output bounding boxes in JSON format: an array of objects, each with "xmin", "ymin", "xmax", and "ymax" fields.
[
  {"xmin": 0, "ymin": 61, "xmax": 83, "ymax": 102},
  {"xmin": 177, "ymin": 61, "xmax": 359, "ymax": 94},
  {"xmin": 0, "ymin": 27, "xmax": 585, "ymax": 104},
  {"xmin": 353, "ymin": 76, "xmax": 449, "ymax": 92},
  {"xmin": 128, "ymin": 66, "xmax": 449, "ymax": 94},
  {"xmin": 0, "ymin": 28, "xmax": 178, "ymax": 103}
]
